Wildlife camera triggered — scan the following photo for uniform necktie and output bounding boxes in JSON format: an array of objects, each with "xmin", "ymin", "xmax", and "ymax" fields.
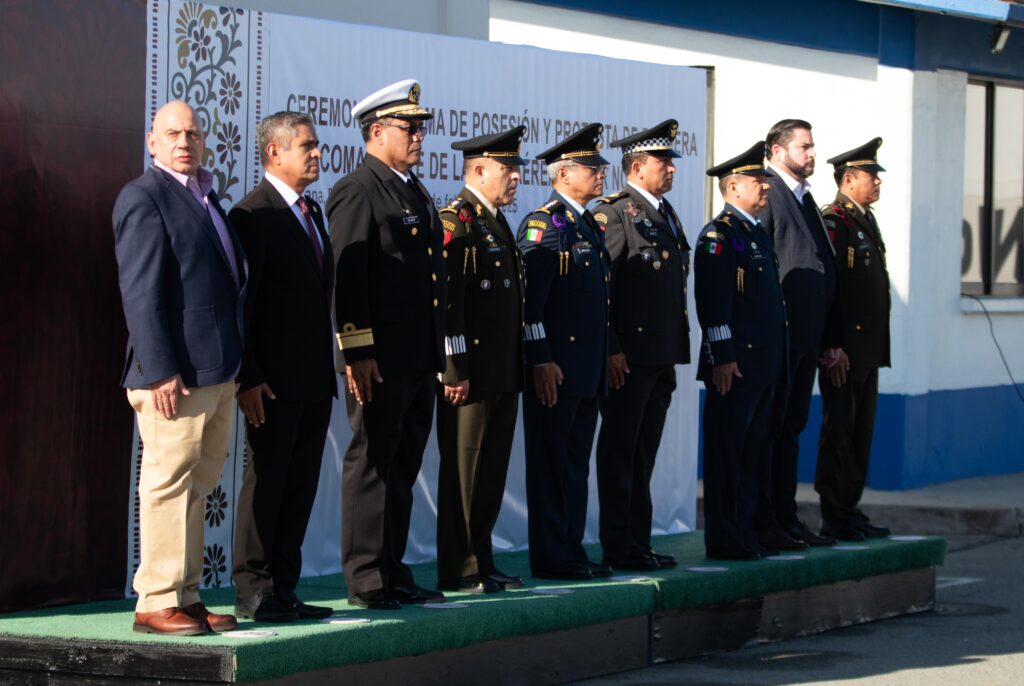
[
  {"xmin": 659, "ymin": 200, "xmax": 679, "ymax": 238},
  {"xmin": 296, "ymin": 196, "xmax": 325, "ymax": 275},
  {"xmin": 186, "ymin": 175, "xmax": 240, "ymax": 288}
]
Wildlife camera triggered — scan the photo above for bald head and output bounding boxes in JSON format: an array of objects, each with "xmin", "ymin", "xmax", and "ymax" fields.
[{"xmin": 147, "ymin": 101, "xmax": 205, "ymax": 175}]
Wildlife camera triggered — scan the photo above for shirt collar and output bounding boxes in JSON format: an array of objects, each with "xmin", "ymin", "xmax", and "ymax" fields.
[
  {"xmin": 729, "ymin": 204, "xmax": 760, "ymax": 227},
  {"xmin": 154, "ymin": 159, "xmax": 214, "ymax": 195},
  {"xmin": 627, "ymin": 180, "xmax": 662, "ymax": 210},
  {"xmin": 556, "ymin": 191, "xmax": 586, "ymax": 218},
  {"xmin": 391, "ymin": 167, "xmax": 411, "ymax": 183},
  {"xmin": 767, "ymin": 161, "xmax": 811, "ymax": 201},
  {"xmin": 264, "ymin": 172, "xmax": 301, "ymax": 207},
  {"xmin": 464, "ymin": 183, "xmax": 497, "ymax": 217}
]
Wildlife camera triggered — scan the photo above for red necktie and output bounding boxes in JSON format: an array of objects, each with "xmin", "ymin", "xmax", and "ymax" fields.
[{"xmin": 296, "ymin": 196, "xmax": 325, "ymax": 274}]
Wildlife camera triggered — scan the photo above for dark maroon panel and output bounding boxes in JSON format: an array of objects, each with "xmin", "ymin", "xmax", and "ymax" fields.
[{"xmin": 0, "ymin": 0, "xmax": 145, "ymax": 611}]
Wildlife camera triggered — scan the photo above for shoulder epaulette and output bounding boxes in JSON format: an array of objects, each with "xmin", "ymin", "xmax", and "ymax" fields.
[
  {"xmin": 440, "ymin": 197, "xmax": 475, "ymax": 223},
  {"xmin": 536, "ymin": 200, "xmax": 564, "ymax": 216},
  {"xmin": 596, "ymin": 191, "xmax": 627, "ymax": 205}
]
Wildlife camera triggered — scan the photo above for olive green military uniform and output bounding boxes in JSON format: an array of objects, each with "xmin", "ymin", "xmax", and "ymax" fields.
[
  {"xmin": 435, "ymin": 188, "xmax": 525, "ymax": 584},
  {"xmin": 816, "ymin": 192, "xmax": 891, "ymax": 527}
]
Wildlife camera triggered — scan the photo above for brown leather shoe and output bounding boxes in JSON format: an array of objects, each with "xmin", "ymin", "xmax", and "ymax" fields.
[
  {"xmin": 133, "ymin": 607, "xmax": 207, "ymax": 636},
  {"xmin": 182, "ymin": 602, "xmax": 238, "ymax": 632}
]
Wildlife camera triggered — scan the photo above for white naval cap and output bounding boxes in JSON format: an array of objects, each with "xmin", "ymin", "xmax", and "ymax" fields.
[{"xmin": 352, "ymin": 79, "xmax": 433, "ymax": 125}]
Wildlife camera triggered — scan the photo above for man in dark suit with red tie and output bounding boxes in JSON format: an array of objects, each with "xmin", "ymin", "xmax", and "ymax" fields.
[
  {"xmin": 756, "ymin": 119, "xmax": 848, "ymax": 551},
  {"xmin": 327, "ymin": 80, "xmax": 447, "ymax": 610},
  {"xmin": 230, "ymin": 112, "xmax": 336, "ymax": 623}
]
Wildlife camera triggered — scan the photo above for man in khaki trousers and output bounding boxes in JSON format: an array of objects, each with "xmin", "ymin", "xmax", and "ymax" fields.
[{"xmin": 113, "ymin": 100, "xmax": 247, "ymax": 636}]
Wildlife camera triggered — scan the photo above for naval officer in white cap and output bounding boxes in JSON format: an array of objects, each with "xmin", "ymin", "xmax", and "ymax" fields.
[{"xmin": 326, "ymin": 79, "xmax": 447, "ymax": 610}]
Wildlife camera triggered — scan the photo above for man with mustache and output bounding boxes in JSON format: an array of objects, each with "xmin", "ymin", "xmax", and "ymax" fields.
[
  {"xmin": 815, "ymin": 138, "xmax": 892, "ymax": 542},
  {"xmin": 231, "ymin": 111, "xmax": 335, "ymax": 623},
  {"xmin": 696, "ymin": 142, "xmax": 787, "ymax": 560},
  {"xmin": 435, "ymin": 127, "xmax": 527, "ymax": 594},
  {"xmin": 517, "ymin": 124, "xmax": 612, "ymax": 581},
  {"xmin": 326, "ymin": 80, "xmax": 447, "ymax": 610},
  {"xmin": 592, "ymin": 119, "xmax": 691, "ymax": 571}
]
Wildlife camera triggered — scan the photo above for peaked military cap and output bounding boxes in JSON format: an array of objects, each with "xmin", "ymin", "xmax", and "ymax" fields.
[
  {"xmin": 353, "ymin": 79, "xmax": 433, "ymax": 126},
  {"xmin": 827, "ymin": 137, "xmax": 885, "ymax": 173},
  {"xmin": 451, "ymin": 125, "xmax": 526, "ymax": 166},
  {"xmin": 611, "ymin": 119, "xmax": 682, "ymax": 158},
  {"xmin": 705, "ymin": 141, "xmax": 770, "ymax": 178},
  {"xmin": 536, "ymin": 123, "xmax": 609, "ymax": 166}
]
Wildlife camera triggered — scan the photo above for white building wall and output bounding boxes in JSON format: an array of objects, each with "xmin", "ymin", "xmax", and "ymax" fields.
[{"xmin": 489, "ymin": 0, "xmax": 1024, "ymax": 397}]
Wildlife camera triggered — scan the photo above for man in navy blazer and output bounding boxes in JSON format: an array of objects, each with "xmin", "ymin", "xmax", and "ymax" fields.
[
  {"xmin": 755, "ymin": 119, "xmax": 847, "ymax": 551},
  {"xmin": 113, "ymin": 100, "xmax": 246, "ymax": 636}
]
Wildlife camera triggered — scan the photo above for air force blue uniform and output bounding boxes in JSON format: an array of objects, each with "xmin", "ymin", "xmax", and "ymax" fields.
[
  {"xmin": 517, "ymin": 191, "xmax": 610, "ymax": 576},
  {"xmin": 695, "ymin": 203, "xmax": 788, "ymax": 558}
]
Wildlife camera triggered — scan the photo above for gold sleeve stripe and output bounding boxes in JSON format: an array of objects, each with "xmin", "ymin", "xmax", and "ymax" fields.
[
  {"xmin": 593, "ymin": 213, "xmax": 608, "ymax": 224},
  {"xmin": 336, "ymin": 328, "xmax": 374, "ymax": 350}
]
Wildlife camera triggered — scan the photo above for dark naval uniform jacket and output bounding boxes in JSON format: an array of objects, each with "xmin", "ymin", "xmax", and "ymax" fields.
[
  {"xmin": 326, "ymin": 154, "xmax": 446, "ymax": 374},
  {"xmin": 821, "ymin": 193, "xmax": 891, "ymax": 371},
  {"xmin": 518, "ymin": 191, "xmax": 610, "ymax": 398},
  {"xmin": 594, "ymin": 186, "xmax": 691, "ymax": 365},
  {"xmin": 695, "ymin": 205, "xmax": 787, "ymax": 389},
  {"xmin": 438, "ymin": 188, "xmax": 524, "ymax": 394}
]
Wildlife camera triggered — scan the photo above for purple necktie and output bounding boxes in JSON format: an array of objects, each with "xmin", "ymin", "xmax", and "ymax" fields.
[
  {"xmin": 296, "ymin": 196, "xmax": 325, "ymax": 274},
  {"xmin": 186, "ymin": 176, "xmax": 240, "ymax": 288}
]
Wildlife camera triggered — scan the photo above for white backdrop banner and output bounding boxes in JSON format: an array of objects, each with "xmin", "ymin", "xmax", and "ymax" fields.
[{"xmin": 129, "ymin": 0, "xmax": 705, "ymax": 595}]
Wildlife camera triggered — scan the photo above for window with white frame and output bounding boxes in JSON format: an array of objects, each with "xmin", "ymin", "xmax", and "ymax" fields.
[{"xmin": 962, "ymin": 80, "xmax": 1024, "ymax": 297}]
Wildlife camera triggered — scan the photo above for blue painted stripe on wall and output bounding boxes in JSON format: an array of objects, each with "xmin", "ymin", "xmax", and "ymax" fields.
[
  {"xmin": 697, "ymin": 383, "xmax": 1024, "ymax": 490},
  {"xmin": 520, "ymin": 0, "xmax": 883, "ymax": 56}
]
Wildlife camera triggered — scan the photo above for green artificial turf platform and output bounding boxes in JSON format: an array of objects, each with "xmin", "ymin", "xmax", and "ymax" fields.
[{"xmin": 0, "ymin": 532, "xmax": 945, "ymax": 683}]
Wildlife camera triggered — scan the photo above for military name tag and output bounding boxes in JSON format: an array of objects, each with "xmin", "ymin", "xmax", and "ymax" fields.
[{"xmin": 403, "ymin": 215, "xmax": 419, "ymax": 225}]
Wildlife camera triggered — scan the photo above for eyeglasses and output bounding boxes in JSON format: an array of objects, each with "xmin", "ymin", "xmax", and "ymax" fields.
[
  {"xmin": 569, "ymin": 162, "xmax": 607, "ymax": 177},
  {"xmin": 381, "ymin": 121, "xmax": 427, "ymax": 137}
]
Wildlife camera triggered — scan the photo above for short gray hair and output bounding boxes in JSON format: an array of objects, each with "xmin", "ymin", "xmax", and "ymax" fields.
[
  {"xmin": 547, "ymin": 159, "xmax": 573, "ymax": 184},
  {"xmin": 257, "ymin": 111, "xmax": 314, "ymax": 166}
]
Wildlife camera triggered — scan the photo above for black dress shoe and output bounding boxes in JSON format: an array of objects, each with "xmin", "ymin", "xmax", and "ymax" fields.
[
  {"xmin": 390, "ymin": 584, "xmax": 445, "ymax": 604},
  {"xmin": 486, "ymin": 568, "xmax": 524, "ymax": 589},
  {"xmin": 437, "ymin": 576, "xmax": 501, "ymax": 594},
  {"xmin": 603, "ymin": 553, "xmax": 661, "ymax": 571},
  {"xmin": 852, "ymin": 519, "xmax": 891, "ymax": 538},
  {"xmin": 647, "ymin": 550, "xmax": 678, "ymax": 568},
  {"xmin": 758, "ymin": 525, "xmax": 808, "ymax": 551},
  {"xmin": 532, "ymin": 564, "xmax": 593, "ymax": 581},
  {"xmin": 706, "ymin": 546, "xmax": 762, "ymax": 561},
  {"xmin": 820, "ymin": 520, "xmax": 866, "ymax": 542},
  {"xmin": 235, "ymin": 593, "xmax": 299, "ymax": 622},
  {"xmin": 787, "ymin": 520, "xmax": 837, "ymax": 546},
  {"xmin": 348, "ymin": 589, "xmax": 400, "ymax": 610},
  {"xmin": 586, "ymin": 560, "xmax": 613, "ymax": 578},
  {"xmin": 277, "ymin": 589, "xmax": 333, "ymax": 619}
]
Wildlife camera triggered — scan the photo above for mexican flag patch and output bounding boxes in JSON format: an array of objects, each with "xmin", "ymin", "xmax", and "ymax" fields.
[
  {"xmin": 526, "ymin": 227, "xmax": 545, "ymax": 242},
  {"xmin": 704, "ymin": 241, "xmax": 722, "ymax": 255}
]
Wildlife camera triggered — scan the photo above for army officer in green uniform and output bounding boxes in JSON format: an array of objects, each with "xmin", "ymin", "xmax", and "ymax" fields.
[
  {"xmin": 816, "ymin": 138, "xmax": 891, "ymax": 542},
  {"xmin": 435, "ymin": 127, "xmax": 527, "ymax": 594}
]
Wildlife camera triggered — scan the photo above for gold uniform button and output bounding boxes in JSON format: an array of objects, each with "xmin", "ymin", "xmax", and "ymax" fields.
[
  {"xmin": 855, "ymin": 324, "xmax": 862, "ymax": 331},
  {"xmin": 411, "ymin": 227, "xmax": 418, "ymax": 236},
  {"xmin": 569, "ymin": 336, "xmax": 576, "ymax": 342},
  {"xmin": 747, "ymin": 343, "xmax": 753, "ymax": 349},
  {"xmin": 443, "ymin": 250, "xmax": 448, "ymax": 258},
  {"xmin": 433, "ymin": 298, "xmax": 439, "ymax": 307},
  {"xmin": 495, "ymin": 261, "xmax": 501, "ymax": 267},
  {"xmin": 473, "ymin": 338, "xmax": 480, "ymax": 345},
  {"xmin": 637, "ymin": 326, "xmax": 643, "ymax": 332},
  {"xmin": 432, "ymin": 273, "xmax": 437, "ymax": 282},
  {"xmin": 428, "ymin": 247, "xmax": 433, "ymax": 256}
]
